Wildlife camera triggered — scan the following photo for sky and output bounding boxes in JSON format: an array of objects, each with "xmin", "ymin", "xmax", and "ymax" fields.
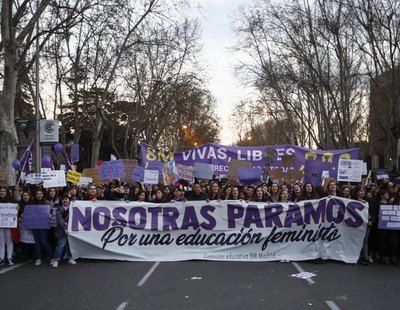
[{"xmin": 189, "ymin": 0, "xmax": 254, "ymax": 145}]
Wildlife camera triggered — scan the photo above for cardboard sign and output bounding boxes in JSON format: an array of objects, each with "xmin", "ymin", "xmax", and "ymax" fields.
[
  {"xmin": 281, "ymin": 155, "xmax": 296, "ymax": 168},
  {"xmin": 269, "ymin": 168, "xmax": 284, "ymax": 182},
  {"xmin": 67, "ymin": 170, "xmax": 81, "ymax": 184},
  {"xmin": 82, "ymin": 168, "xmax": 101, "ymax": 184},
  {"xmin": 288, "ymin": 170, "xmax": 304, "ymax": 182},
  {"xmin": 0, "ymin": 203, "xmax": 18, "ymax": 228},
  {"xmin": 42, "ymin": 170, "xmax": 67, "ymax": 188},
  {"xmin": 227, "ymin": 160, "xmax": 252, "ymax": 183},
  {"xmin": 121, "ymin": 159, "xmax": 138, "ymax": 183}
]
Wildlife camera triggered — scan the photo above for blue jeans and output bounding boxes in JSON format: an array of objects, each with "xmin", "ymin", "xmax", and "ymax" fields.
[
  {"xmin": 32, "ymin": 229, "xmax": 54, "ymax": 260},
  {"xmin": 53, "ymin": 237, "xmax": 72, "ymax": 261}
]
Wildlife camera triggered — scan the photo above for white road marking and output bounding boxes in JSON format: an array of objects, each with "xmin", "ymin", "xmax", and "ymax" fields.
[
  {"xmin": 291, "ymin": 262, "xmax": 315, "ymax": 285},
  {"xmin": 137, "ymin": 261, "xmax": 160, "ymax": 287},
  {"xmin": 0, "ymin": 261, "xmax": 31, "ymax": 274},
  {"xmin": 326, "ymin": 300, "xmax": 341, "ymax": 310},
  {"xmin": 116, "ymin": 301, "xmax": 129, "ymax": 310}
]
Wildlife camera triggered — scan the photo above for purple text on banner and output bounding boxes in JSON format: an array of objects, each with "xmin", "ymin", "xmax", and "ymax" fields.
[
  {"xmin": 70, "ymin": 144, "xmax": 80, "ymax": 163},
  {"xmin": 238, "ymin": 168, "xmax": 263, "ymax": 186},
  {"xmin": 378, "ymin": 204, "xmax": 400, "ymax": 230},
  {"xmin": 132, "ymin": 166, "xmax": 144, "ymax": 182},
  {"xmin": 22, "ymin": 205, "xmax": 51, "ymax": 229},
  {"xmin": 99, "ymin": 160, "xmax": 125, "ymax": 180}
]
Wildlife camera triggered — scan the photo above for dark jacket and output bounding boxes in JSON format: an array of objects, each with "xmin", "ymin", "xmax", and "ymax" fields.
[{"xmin": 55, "ymin": 205, "xmax": 70, "ymax": 238}]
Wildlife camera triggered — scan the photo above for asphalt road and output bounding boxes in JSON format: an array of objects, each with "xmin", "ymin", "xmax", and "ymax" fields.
[{"xmin": 0, "ymin": 259, "xmax": 399, "ymax": 310}]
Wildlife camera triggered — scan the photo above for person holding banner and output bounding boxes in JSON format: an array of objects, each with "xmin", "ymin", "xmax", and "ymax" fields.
[
  {"xmin": 186, "ymin": 182, "xmax": 207, "ymax": 201},
  {"xmin": 30, "ymin": 189, "xmax": 54, "ymax": 266},
  {"xmin": 85, "ymin": 184, "xmax": 104, "ymax": 201},
  {"xmin": 0, "ymin": 186, "xmax": 16, "ymax": 266},
  {"xmin": 51, "ymin": 195, "xmax": 76, "ymax": 268}
]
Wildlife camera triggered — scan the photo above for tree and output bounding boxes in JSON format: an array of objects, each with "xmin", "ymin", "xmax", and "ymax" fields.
[{"xmin": 231, "ymin": 0, "xmax": 368, "ymax": 149}]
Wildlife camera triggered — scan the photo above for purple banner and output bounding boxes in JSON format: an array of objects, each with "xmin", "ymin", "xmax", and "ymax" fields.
[
  {"xmin": 71, "ymin": 144, "xmax": 80, "ymax": 163},
  {"xmin": 238, "ymin": 168, "xmax": 262, "ymax": 185},
  {"xmin": 99, "ymin": 160, "xmax": 125, "ymax": 180},
  {"xmin": 378, "ymin": 204, "xmax": 400, "ymax": 230},
  {"xmin": 21, "ymin": 205, "xmax": 51, "ymax": 229},
  {"xmin": 132, "ymin": 166, "xmax": 144, "ymax": 182},
  {"xmin": 140, "ymin": 142, "xmax": 360, "ymax": 177}
]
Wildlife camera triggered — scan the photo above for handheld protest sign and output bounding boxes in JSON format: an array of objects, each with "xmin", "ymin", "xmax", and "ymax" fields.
[{"xmin": 262, "ymin": 148, "xmax": 277, "ymax": 182}]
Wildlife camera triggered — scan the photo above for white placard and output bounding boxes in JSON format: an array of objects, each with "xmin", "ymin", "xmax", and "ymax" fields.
[
  {"xmin": 79, "ymin": 177, "xmax": 93, "ymax": 186},
  {"xmin": 194, "ymin": 162, "xmax": 214, "ymax": 180},
  {"xmin": 42, "ymin": 170, "xmax": 67, "ymax": 188},
  {"xmin": 337, "ymin": 159, "xmax": 363, "ymax": 182},
  {"xmin": 144, "ymin": 169, "xmax": 159, "ymax": 184},
  {"xmin": 0, "ymin": 203, "xmax": 18, "ymax": 228},
  {"xmin": 40, "ymin": 119, "xmax": 59, "ymax": 143},
  {"xmin": 25, "ymin": 173, "xmax": 42, "ymax": 184},
  {"xmin": 362, "ymin": 162, "xmax": 368, "ymax": 175}
]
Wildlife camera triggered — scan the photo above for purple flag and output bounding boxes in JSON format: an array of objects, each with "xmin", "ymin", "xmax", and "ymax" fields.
[
  {"xmin": 20, "ymin": 138, "xmax": 34, "ymax": 175},
  {"xmin": 63, "ymin": 152, "xmax": 73, "ymax": 171},
  {"xmin": 70, "ymin": 144, "xmax": 80, "ymax": 163}
]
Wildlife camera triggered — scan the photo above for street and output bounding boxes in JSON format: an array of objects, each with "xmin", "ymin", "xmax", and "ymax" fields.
[{"xmin": 0, "ymin": 259, "xmax": 398, "ymax": 310}]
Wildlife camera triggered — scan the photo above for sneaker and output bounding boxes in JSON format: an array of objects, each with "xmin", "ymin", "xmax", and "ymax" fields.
[
  {"xmin": 51, "ymin": 261, "xmax": 58, "ymax": 268},
  {"xmin": 34, "ymin": 259, "xmax": 42, "ymax": 266},
  {"xmin": 368, "ymin": 256, "xmax": 374, "ymax": 263},
  {"xmin": 7, "ymin": 259, "xmax": 14, "ymax": 266},
  {"xmin": 68, "ymin": 258, "xmax": 77, "ymax": 265},
  {"xmin": 0, "ymin": 259, "xmax": 5, "ymax": 265}
]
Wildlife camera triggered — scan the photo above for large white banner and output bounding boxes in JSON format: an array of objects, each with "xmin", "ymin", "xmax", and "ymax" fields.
[{"xmin": 68, "ymin": 197, "xmax": 368, "ymax": 263}]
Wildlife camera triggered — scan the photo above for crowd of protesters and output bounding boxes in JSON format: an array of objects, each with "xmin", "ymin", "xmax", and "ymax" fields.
[{"xmin": 0, "ymin": 175, "xmax": 399, "ymax": 267}]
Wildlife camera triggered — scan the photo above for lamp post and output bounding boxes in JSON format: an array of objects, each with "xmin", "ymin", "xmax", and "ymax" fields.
[{"xmin": 34, "ymin": 0, "xmax": 41, "ymax": 172}]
